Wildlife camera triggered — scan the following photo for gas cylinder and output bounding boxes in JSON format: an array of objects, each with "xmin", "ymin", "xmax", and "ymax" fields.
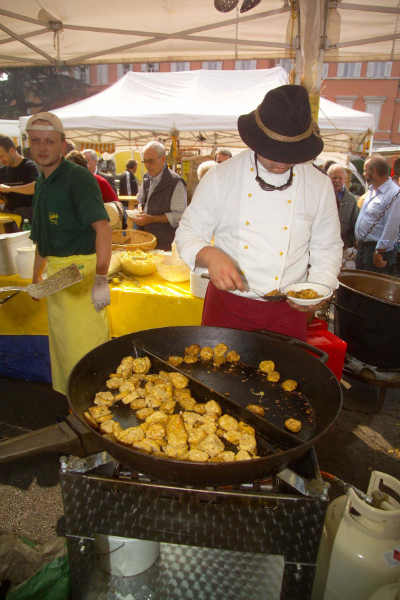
[
  {"xmin": 312, "ymin": 471, "xmax": 400, "ymax": 600},
  {"xmin": 368, "ymin": 581, "xmax": 400, "ymax": 600}
]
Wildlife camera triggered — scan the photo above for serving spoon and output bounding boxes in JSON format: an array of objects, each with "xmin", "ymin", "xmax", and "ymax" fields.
[{"xmin": 200, "ymin": 273, "xmax": 287, "ymax": 302}]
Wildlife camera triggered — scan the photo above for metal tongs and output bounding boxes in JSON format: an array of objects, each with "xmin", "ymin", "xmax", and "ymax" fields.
[{"xmin": 200, "ymin": 273, "xmax": 287, "ymax": 302}]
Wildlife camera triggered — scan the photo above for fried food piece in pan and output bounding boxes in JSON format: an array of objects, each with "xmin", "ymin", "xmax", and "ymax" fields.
[
  {"xmin": 187, "ymin": 428, "xmax": 207, "ymax": 447},
  {"xmin": 192, "ymin": 403, "xmax": 206, "ymax": 414},
  {"xmin": 100, "ymin": 419, "xmax": 119, "ymax": 435},
  {"xmin": 120, "ymin": 391, "xmax": 139, "ymax": 405},
  {"xmin": 136, "ymin": 407, "xmax": 154, "ymax": 420},
  {"xmin": 182, "ymin": 411, "xmax": 203, "ymax": 429},
  {"xmin": 145, "ymin": 410, "xmax": 169, "ymax": 425},
  {"xmin": 168, "ymin": 355, "xmax": 183, "ymax": 367},
  {"xmin": 246, "ymin": 404, "xmax": 265, "ymax": 417},
  {"xmin": 267, "ymin": 370, "xmax": 280, "ymax": 383},
  {"xmin": 259, "ymin": 360, "xmax": 275, "ymax": 374},
  {"xmin": 222, "ymin": 430, "xmax": 241, "ymax": 445},
  {"xmin": 200, "ymin": 346, "xmax": 213, "ymax": 361},
  {"xmin": 115, "ymin": 426, "xmax": 144, "ymax": 445},
  {"xmin": 168, "ymin": 372, "xmax": 189, "ymax": 389},
  {"xmin": 160, "ymin": 399, "xmax": 176, "ymax": 414},
  {"xmin": 238, "ymin": 421, "xmax": 255, "ymax": 436},
  {"xmin": 94, "ymin": 391, "xmax": 116, "ymax": 407},
  {"xmin": 84, "ymin": 411, "xmax": 98, "ymax": 428},
  {"xmin": 213, "ymin": 451, "xmax": 236, "ymax": 462},
  {"xmin": 200, "ymin": 415, "xmax": 218, "ymax": 435},
  {"xmin": 106, "ymin": 376, "xmax": 124, "ymax": 390},
  {"xmin": 163, "ymin": 444, "xmax": 188, "ymax": 459},
  {"xmin": 146, "ymin": 423, "xmax": 166, "ymax": 442},
  {"xmin": 177, "ymin": 395, "xmax": 197, "ymax": 411},
  {"xmin": 186, "ymin": 449, "xmax": 209, "ymax": 462},
  {"xmin": 198, "ymin": 433, "xmax": 225, "ymax": 458},
  {"xmin": 166, "ymin": 414, "xmax": 188, "ymax": 448},
  {"xmin": 116, "ymin": 356, "xmax": 134, "ymax": 378},
  {"xmin": 226, "ymin": 350, "xmax": 240, "ymax": 363},
  {"xmin": 213, "ymin": 343, "xmax": 228, "ymax": 366},
  {"xmin": 204, "ymin": 400, "xmax": 222, "ymax": 417},
  {"xmin": 284, "ymin": 418, "xmax": 302, "ymax": 433},
  {"xmin": 133, "ymin": 439, "xmax": 156, "ymax": 454},
  {"xmin": 183, "ymin": 354, "xmax": 198, "ymax": 364},
  {"xmin": 185, "ymin": 344, "xmax": 201, "ymax": 357},
  {"xmin": 130, "ymin": 397, "xmax": 147, "ymax": 410},
  {"xmin": 236, "ymin": 450, "xmax": 252, "ymax": 461},
  {"xmin": 238, "ymin": 432, "xmax": 257, "ymax": 454},
  {"xmin": 88, "ymin": 405, "xmax": 112, "ymax": 422},
  {"xmin": 218, "ymin": 414, "xmax": 239, "ymax": 431},
  {"xmin": 281, "ymin": 379, "xmax": 298, "ymax": 392},
  {"xmin": 132, "ymin": 356, "xmax": 151, "ymax": 374}
]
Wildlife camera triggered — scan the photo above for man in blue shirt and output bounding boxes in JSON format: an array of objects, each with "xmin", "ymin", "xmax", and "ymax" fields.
[{"xmin": 355, "ymin": 155, "xmax": 400, "ymax": 274}]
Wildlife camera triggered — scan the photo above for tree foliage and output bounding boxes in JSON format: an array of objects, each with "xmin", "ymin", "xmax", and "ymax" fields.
[{"xmin": 0, "ymin": 66, "xmax": 89, "ymax": 119}]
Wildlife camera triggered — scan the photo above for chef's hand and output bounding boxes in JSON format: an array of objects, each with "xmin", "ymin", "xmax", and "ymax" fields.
[
  {"xmin": 91, "ymin": 274, "xmax": 110, "ymax": 311},
  {"xmin": 0, "ymin": 184, "xmax": 11, "ymax": 193},
  {"xmin": 373, "ymin": 251, "xmax": 387, "ymax": 269},
  {"xmin": 132, "ymin": 213, "xmax": 153, "ymax": 227},
  {"xmin": 196, "ymin": 247, "xmax": 245, "ymax": 292}
]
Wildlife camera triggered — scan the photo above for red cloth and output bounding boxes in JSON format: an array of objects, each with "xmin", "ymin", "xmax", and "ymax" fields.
[
  {"xmin": 94, "ymin": 174, "xmax": 118, "ymax": 203},
  {"xmin": 202, "ymin": 281, "xmax": 307, "ymax": 341}
]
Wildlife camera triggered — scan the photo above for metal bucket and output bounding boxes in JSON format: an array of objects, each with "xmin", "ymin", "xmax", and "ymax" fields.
[{"xmin": 334, "ymin": 270, "xmax": 400, "ymax": 369}]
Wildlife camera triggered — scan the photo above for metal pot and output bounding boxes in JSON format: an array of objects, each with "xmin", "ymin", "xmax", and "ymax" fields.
[{"xmin": 334, "ymin": 270, "xmax": 400, "ymax": 369}]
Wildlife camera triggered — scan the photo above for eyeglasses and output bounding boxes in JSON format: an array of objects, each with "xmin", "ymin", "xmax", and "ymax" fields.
[{"xmin": 255, "ymin": 154, "xmax": 294, "ymax": 192}]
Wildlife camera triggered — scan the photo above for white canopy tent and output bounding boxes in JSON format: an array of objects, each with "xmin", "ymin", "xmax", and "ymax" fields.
[
  {"xmin": 18, "ymin": 68, "xmax": 375, "ymax": 155},
  {"xmin": 0, "ymin": 119, "xmax": 20, "ymax": 138},
  {"xmin": 0, "ymin": 1, "xmax": 399, "ymax": 68}
]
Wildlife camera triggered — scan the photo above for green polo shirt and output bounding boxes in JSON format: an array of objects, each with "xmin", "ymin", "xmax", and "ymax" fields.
[{"xmin": 31, "ymin": 159, "xmax": 108, "ymax": 257}]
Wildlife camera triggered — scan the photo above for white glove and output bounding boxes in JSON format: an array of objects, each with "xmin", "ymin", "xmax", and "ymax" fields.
[{"xmin": 91, "ymin": 274, "xmax": 110, "ymax": 312}]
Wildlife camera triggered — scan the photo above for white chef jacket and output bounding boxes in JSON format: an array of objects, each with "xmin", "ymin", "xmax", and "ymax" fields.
[{"xmin": 175, "ymin": 149, "xmax": 343, "ymax": 298}]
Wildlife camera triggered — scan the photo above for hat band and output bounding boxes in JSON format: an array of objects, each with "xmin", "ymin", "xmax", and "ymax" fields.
[
  {"xmin": 254, "ymin": 106, "xmax": 317, "ymax": 143},
  {"xmin": 28, "ymin": 124, "xmax": 57, "ymax": 132}
]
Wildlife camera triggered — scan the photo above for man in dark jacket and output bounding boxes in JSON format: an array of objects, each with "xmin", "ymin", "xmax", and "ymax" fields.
[
  {"xmin": 327, "ymin": 163, "xmax": 359, "ymax": 248},
  {"xmin": 132, "ymin": 141, "xmax": 187, "ymax": 250},
  {"xmin": 119, "ymin": 159, "xmax": 138, "ymax": 197},
  {"xmin": 0, "ymin": 135, "xmax": 39, "ymax": 231}
]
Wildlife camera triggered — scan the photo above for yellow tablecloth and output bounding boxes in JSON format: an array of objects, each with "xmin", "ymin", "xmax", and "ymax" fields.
[{"xmin": 0, "ymin": 272, "xmax": 204, "ymax": 337}]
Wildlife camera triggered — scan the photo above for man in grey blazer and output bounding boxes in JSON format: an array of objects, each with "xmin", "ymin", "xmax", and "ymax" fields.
[{"xmin": 328, "ymin": 163, "xmax": 359, "ymax": 249}]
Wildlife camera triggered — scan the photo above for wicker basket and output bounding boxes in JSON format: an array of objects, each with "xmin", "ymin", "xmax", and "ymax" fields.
[{"xmin": 111, "ymin": 229, "xmax": 157, "ymax": 251}]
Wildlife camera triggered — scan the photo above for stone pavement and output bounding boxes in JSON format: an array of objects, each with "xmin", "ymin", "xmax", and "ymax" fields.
[{"xmin": 0, "ymin": 375, "xmax": 399, "ymax": 545}]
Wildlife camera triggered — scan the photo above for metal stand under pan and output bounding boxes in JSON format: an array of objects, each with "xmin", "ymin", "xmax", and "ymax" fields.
[
  {"xmin": 343, "ymin": 353, "xmax": 400, "ymax": 407},
  {"xmin": 60, "ymin": 448, "xmax": 328, "ymax": 600}
]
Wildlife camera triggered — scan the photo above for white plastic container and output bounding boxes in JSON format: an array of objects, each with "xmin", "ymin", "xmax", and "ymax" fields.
[
  {"xmin": 94, "ymin": 534, "xmax": 160, "ymax": 577},
  {"xmin": 312, "ymin": 471, "xmax": 400, "ymax": 600},
  {"xmin": 16, "ymin": 246, "xmax": 35, "ymax": 279},
  {"xmin": 190, "ymin": 269, "xmax": 209, "ymax": 298},
  {"xmin": 0, "ymin": 231, "xmax": 32, "ymax": 275}
]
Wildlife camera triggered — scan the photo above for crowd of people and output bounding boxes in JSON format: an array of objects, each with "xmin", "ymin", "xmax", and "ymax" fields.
[{"xmin": 1, "ymin": 85, "xmax": 400, "ymax": 394}]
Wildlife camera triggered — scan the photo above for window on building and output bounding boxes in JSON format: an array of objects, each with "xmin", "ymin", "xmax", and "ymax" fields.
[
  {"xmin": 235, "ymin": 59, "xmax": 257, "ymax": 70},
  {"xmin": 69, "ymin": 66, "xmax": 90, "ymax": 83},
  {"xmin": 117, "ymin": 63, "xmax": 132, "ymax": 78},
  {"xmin": 337, "ymin": 62, "xmax": 361, "ymax": 78},
  {"xmin": 141, "ymin": 63, "xmax": 160, "ymax": 72},
  {"xmin": 366, "ymin": 61, "xmax": 392, "ymax": 78},
  {"xmin": 201, "ymin": 61, "xmax": 223, "ymax": 70},
  {"xmin": 364, "ymin": 96, "xmax": 386, "ymax": 130},
  {"xmin": 321, "ymin": 63, "xmax": 329, "ymax": 80},
  {"xmin": 336, "ymin": 96, "xmax": 357, "ymax": 109},
  {"xmin": 96, "ymin": 64, "xmax": 109, "ymax": 85},
  {"xmin": 170, "ymin": 62, "xmax": 190, "ymax": 71},
  {"xmin": 277, "ymin": 58, "xmax": 294, "ymax": 74}
]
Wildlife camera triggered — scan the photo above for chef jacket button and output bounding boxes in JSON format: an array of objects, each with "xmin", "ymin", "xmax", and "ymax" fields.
[
  {"xmin": 248, "ymin": 193, "xmax": 252, "ymax": 198},
  {"xmin": 245, "ymin": 220, "xmax": 250, "ymax": 225},
  {"xmin": 250, "ymin": 167, "xmax": 254, "ymax": 172},
  {"xmin": 244, "ymin": 245, "xmax": 248, "ymax": 249},
  {"xmin": 280, "ymin": 251, "xmax": 284, "ymax": 256},
  {"xmin": 274, "ymin": 276, "xmax": 279, "ymax": 280},
  {"xmin": 288, "ymin": 200, "xmax": 292, "ymax": 204},
  {"xmin": 283, "ymin": 226, "xmax": 288, "ymax": 230}
]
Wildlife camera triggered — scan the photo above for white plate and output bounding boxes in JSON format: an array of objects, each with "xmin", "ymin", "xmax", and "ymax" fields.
[{"xmin": 282, "ymin": 282, "xmax": 333, "ymax": 306}]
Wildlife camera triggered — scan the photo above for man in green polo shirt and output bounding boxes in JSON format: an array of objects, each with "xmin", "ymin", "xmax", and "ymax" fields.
[{"xmin": 26, "ymin": 112, "xmax": 112, "ymax": 395}]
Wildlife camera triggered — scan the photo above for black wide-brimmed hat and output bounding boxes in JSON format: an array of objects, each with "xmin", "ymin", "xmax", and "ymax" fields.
[{"xmin": 238, "ymin": 84, "xmax": 323, "ymax": 163}]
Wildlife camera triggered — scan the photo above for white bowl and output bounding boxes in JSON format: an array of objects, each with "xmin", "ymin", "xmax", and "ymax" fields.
[
  {"xmin": 282, "ymin": 282, "xmax": 333, "ymax": 306},
  {"xmin": 156, "ymin": 256, "xmax": 190, "ymax": 282}
]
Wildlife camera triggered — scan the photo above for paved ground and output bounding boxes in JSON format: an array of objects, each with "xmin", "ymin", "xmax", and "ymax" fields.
[{"xmin": 0, "ymin": 374, "xmax": 399, "ymax": 545}]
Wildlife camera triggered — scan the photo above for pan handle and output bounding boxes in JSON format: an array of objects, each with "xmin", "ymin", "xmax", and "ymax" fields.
[
  {"xmin": 258, "ymin": 329, "xmax": 329, "ymax": 364},
  {"xmin": 0, "ymin": 414, "xmax": 102, "ymax": 464}
]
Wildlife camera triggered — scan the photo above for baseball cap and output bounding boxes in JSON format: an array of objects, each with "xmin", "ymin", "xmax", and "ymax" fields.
[{"xmin": 26, "ymin": 112, "xmax": 64, "ymax": 134}]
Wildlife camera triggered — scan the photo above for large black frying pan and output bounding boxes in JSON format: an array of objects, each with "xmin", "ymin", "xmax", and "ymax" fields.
[
  {"xmin": 0, "ymin": 326, "xmax": 342, "ymax": 484},
  {"xmin": 64, "ymin": 326, "xmax": 342, "ymax": 484}
]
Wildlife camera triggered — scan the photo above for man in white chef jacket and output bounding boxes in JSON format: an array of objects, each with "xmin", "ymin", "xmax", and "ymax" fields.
[{"xmin": 175, "ymin": 85, "xmax": 343, "ymax": 341}]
